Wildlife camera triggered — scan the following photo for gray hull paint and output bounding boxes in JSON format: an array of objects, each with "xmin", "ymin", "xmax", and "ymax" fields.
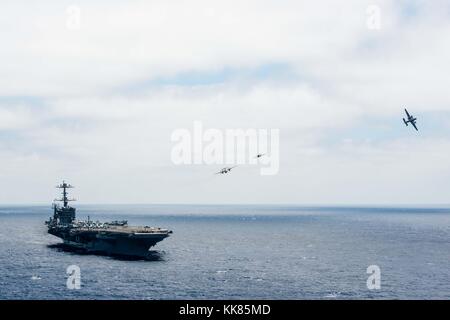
[{"xmin": 49, "ymin": 228, "xmax": 169, "ymax": 258}]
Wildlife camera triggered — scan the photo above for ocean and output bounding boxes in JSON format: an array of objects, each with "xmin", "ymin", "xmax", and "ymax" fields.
[{"xmin": 0, "ymin": 205, "xmax": 449, "ymax": 299}]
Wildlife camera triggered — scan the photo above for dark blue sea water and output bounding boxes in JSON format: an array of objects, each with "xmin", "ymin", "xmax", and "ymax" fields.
[{"xmin": 0, "ymin": 205, "xmax": 449, "ymax": 300}]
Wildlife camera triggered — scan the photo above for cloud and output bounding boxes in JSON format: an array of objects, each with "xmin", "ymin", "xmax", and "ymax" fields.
[{"xmin": 0, "ymin": 0, "xmax": 450, "ymax": 203}]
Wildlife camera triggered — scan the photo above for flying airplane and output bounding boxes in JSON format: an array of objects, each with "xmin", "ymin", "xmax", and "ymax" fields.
[
  {"xmin": 215, "ymin": 166, "xmax": 237, "ymax": 174},
  {"xmin": 403, "ymin": 108, "xmax": 418, "ymax": 131},
  {"xmin": 255, "ymin": 153, "xmax": 266, "ymax": 159}
]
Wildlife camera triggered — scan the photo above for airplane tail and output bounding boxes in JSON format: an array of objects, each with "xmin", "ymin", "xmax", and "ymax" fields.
[{"xmin": 403, "ymin": 118, "xmax": 408, "ymax": 126}]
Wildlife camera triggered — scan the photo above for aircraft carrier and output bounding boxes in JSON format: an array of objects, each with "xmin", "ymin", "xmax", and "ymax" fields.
[{"xmin": 46, "ymin": 182, "xmax": 172, "ymax": 258}]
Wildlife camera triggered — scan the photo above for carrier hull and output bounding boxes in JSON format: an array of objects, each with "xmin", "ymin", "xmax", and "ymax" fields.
[{"xmin": 48, "ymin": 227, "xmax": 170, "ymax": 258}]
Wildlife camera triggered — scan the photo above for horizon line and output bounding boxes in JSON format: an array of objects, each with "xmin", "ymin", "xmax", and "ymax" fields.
[{"xmin": 1, "ymin": 203, "xmax": 450, "ymax": 208}]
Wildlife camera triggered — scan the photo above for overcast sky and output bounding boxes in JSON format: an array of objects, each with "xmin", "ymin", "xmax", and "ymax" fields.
[{"xmin": 1, "ymin": 0, "xmax": 450, "ymax": 205}]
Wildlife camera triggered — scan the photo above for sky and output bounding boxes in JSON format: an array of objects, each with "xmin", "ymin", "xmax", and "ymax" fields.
[{"xmin": 1, "ymin": 0, "xmax": 450, "ymax": 205}]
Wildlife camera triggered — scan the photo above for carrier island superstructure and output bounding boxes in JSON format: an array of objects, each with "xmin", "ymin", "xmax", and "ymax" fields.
[{"xmin": 46, "ymin": 182, "xmax": 171, "ymax": 258}]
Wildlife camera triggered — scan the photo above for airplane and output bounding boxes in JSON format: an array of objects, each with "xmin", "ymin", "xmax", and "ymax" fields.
[
  {"xmin": 255, "ymin": 153, "xmax": 266, "ymax": 159},
  {"xmin": 215, "ymin": 166, "xmax": 237, "ymax": 174},
  {"xmin": 403, "ymin": 108, "xmax": 418, "ymax": 131}
]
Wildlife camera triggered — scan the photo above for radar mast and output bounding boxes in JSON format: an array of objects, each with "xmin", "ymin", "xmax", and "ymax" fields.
[{"xmin": 55, "ymin": 181, "xmax": 76, "ymax": 208}]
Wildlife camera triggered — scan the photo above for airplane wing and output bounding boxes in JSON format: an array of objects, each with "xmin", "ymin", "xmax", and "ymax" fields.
[
  {"xmin": 411, "ymin": 121, "xmax": 418, "ymax": 131},
  {"xmin": 404, "ymin": 108, "xmax": 411, "ymax": 118}
]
